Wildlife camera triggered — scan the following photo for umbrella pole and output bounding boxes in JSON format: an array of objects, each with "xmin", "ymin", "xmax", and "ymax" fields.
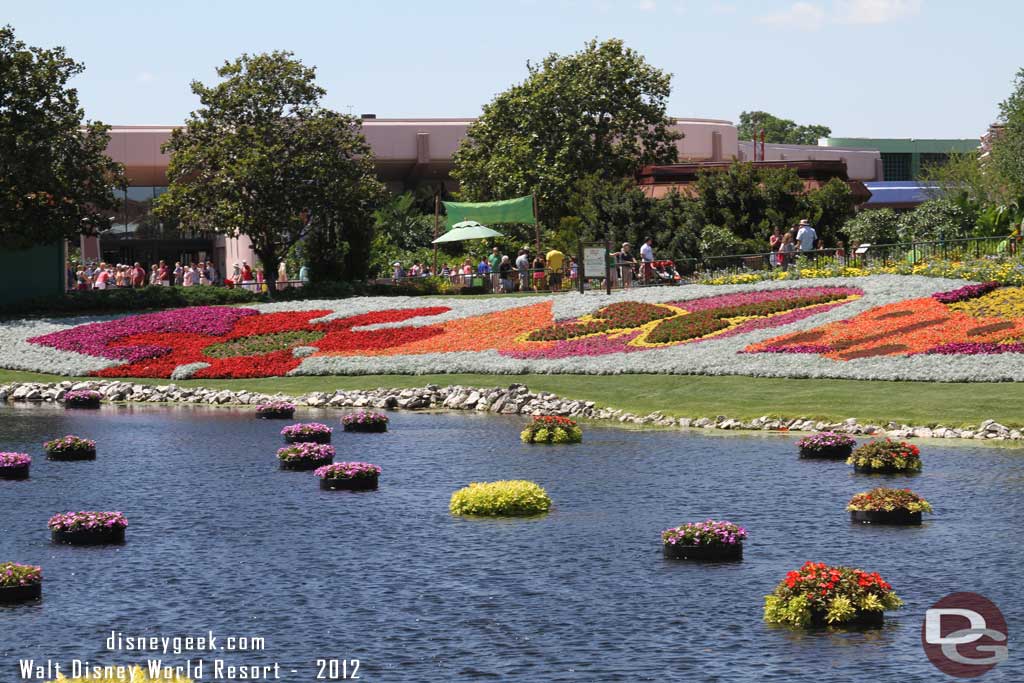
[{"xmin": 433, "ymin": 193, "xmax": 440, "ymax": 275}]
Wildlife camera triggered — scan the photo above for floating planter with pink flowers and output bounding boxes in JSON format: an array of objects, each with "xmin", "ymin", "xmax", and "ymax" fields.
[
  {"xmin": 43, "ymin": 435, "xmax": 96, "ymax": 461},
  {"xmin": 0, "ymin": 562, "xmax": 42, "ymax": 604},
  {"xmin": 0, "ymin": 452, "xmax": 31, "ymax": 480},
  {"xmin": 315, "ymin": 462, "xmax": 381, "ymax": 491},
  {"xmin": 796, "ymin": 432, "xmax": 857, "ymax": 460},
  {"xmin": 341, "ymin": 410, "xmax": 389, "ymax": 433},
  {"xmin": 277, "ymin": 443, "xmax": 335, "ymax": 471},
  {"xmin": 256, "ymin": 401, "xmax": 296, "ymax": 419},
  {"xmin": 281, "ymin": 422, "xmax": 333, "ymax": 444},
  {"xmin": 661, "ymin": 520, "xmax": 747, "ymax": 561},
  {"xmin": 49, "ymin": 511, "xmax": 127, "ymax": 545},
  {"xmin": 63, "ymin": 389, "xmax": 102, "ymax": 408}
]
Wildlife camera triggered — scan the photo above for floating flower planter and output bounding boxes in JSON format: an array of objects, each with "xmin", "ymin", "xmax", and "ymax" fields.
[
  {"xmin": 315, "ymin": 462, "xmax": 381, "ymax": 491},
  {"xmin": 281, "ymin": 422, "xmax": 333, "ymax": 444},
  {"xmin": 520, "ymin": 415, "xmax": 583, "ymax": 444},
  {"xmin": 341, "ymin": 410, "xmax": 389, "ymax": 433},
  {"xmin": 49, "ymin": 511, "xmax": 128, "ymax": 545},
  {"xmin": 449, "ymin": 480, "xmax": 551, "ymax": 517},
  {"xmin": 277, "ymin": 443, "xmax": 335, "ymax": 471},
  {"xmin": 796, "ymin": 432, "xmax": 856, "ymax": 460},
  {"xmin": 764, "ymin": 561, "xmax": 902, "ymax": 629},
  {"xmin": 256, "ymin": 401, "xmax": 296, "ymax": 419},
  {"xmin": 848, "ymin": 487, "xmax": 932, "ymax": 525},
  {"xmin": 43, "ymin": 435, "xmax": 96, "ymax": 461},
  {"xmin": 0, "ymin": 452, "xmax": 31, "ymax": 480},
  {"xmin": 0, "ymin": 562, "xmax": 42, "ymax": 604},
  {"xmin": 847, "ymin": 439, "xmax": 922, "ymax": 474},
  {"xmin": 63, "ymin": 389, "xmax": 101, "ymax": 409},
  {"xmin": 662, "ymin": 520, "xmax": 747, "ymax": 561}
]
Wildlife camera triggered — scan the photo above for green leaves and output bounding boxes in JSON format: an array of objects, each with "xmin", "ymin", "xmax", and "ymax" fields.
[
  {"xmin": 738, "ymin": 111, "xmax": 831, "ymax": 146},
  {"xmin": 0, "ymin": 25, "xmax": 123, "ymax": 247}
]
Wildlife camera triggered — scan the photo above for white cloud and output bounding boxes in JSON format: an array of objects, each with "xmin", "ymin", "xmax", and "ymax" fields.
[
  {"xmin": 136, "ymin": 71, "xmax": 154, "ymax": 84},
  {"xmin": 835, "ymin": 0, "xmax": 922, "ymax": 24},
  {"xmin": 756, "ymin": 2, "xmax": 826, "ymax": 31},
  {"xmin": 636, "ymin": 0, "xmax": 657, "ymax": 10},
  {"xmin": 710, "ymin": 1, "xmax": 737, "ymax": 14}
]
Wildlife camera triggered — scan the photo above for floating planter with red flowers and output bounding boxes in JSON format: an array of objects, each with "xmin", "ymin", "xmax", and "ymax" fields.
[
  {"xmin": 847, "ymin": 487, "xmax": 932, "ymax": 525},
  {"xmin": 764, "ymin": 561, "xmax": 902, "ymax": 628},
  {"xmin": 847, "ymin": 439, "xmax": 922, "ymax": 474},
  {"xmin": 63, "ymin": 389, "xmax": 102, "ymax": 409},
  {"xmin": 281, "ymin": 422, "xmax": 333, "ymax": 444},
  {"xmin": 661, "ymin": 520, "xmax": 747, "ymax": 561},
  {"xmin": 341, "ymin": 410, "xmax": 389, "ymax": 433},
  {"xmin": 0, "ymin": 452, "xmax": 31, "ymax": 480},
  {"xmin": 520, "ymin": 415, "xmax": 583, "ymax": 444},
  {"xmin": 315, "ymin": 462, "xmax": 381, "ymax": 491},
  {"xmin": 277, "ymin": 443, "xmax": 335, "ymax": 471},
  {"xmin": 43, "ymin": 435, "xmax": 96, "ymax": 461},
  {"xmin": 0, "ymin": 562, "xmax": 42, "ymax": 604},
  {"xmin": 796, "ymin": 432, "xmax": 857, "ymax": 460},
  {"xmin": 49, "ymin": 511, "xmax": 127, "ymax": 545},
  {"xmin": 256, "ymin": 401, "xmax": 296, "ymax": 419}
]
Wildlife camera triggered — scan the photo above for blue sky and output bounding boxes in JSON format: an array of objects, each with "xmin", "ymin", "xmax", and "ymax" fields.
[{"xmin": 6, "ymin": 0, "xmax": 1021, "ymax": 138}]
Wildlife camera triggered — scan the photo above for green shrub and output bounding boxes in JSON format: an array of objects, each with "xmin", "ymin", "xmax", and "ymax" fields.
[
  {"xmin": 449, "ymin": 480, "xmax": 552, "ymax": 516},
  {"xmin": 520, "ymin": 416, "xmax": 583, "ymax": 444}
]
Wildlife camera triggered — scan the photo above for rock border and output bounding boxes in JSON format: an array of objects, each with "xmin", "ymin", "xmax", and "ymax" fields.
[{"xmin": 1, "ymin": 380, "xmax": 1020, "ymax": 443}]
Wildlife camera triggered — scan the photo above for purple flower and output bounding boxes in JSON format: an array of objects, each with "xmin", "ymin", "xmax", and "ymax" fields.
[
  {"xmin": 314, "ymin": 462, "xmax": 382, "ymax": 479},
  {"xmin": 0, "ymin": 452, "xmax": 31, "ymax": 468},
  {"xmin": 48, "ymin": 511, "xmax": 127, "ymax": 531}
]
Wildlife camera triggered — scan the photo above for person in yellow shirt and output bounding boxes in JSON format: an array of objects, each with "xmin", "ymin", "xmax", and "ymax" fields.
[{"xmin": 545, "ymin": 248, "xmax": 565, "ymax": 290}]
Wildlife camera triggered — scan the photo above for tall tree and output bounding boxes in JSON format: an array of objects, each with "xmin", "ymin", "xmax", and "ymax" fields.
[
  {"xmin": 0, "ymin": 25, "xmax": 122, "ymax": 249},
  {"xmin": 737, "ymin": 111, "xmax": 831, "ymax": 146},
  {"xmin": 452, "ymin": 38, "xmax": 681, "ymax": 235},
  {"xmin": 156, "ymin": 51, "xmax": 383, "ymax": 290},
  {"xmin": 991, "ymin": 68, "xmax": 1024, "ymax": 200}
]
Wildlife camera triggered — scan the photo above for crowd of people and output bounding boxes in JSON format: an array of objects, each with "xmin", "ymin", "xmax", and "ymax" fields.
[
  {"xmin": 766, "ymin": 219, "xmax": 846, "ymax": 268},
  {"xmin": 67, "ymin": 259, "xmax": 221, "ymax": 291}
]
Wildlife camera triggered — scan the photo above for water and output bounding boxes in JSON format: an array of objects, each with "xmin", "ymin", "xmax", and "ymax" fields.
[{"xmin": 0, "ymin": 404, "xmax": 1021, "ymax": 682}]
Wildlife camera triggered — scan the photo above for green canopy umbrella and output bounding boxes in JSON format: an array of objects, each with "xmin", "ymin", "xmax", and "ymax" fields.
[{"xmin": 432, "ymin": 220, "xmax": 504, "ymax": 244}]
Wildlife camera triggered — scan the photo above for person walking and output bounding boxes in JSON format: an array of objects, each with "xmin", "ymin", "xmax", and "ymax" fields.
[
  {"xmin": 616, "ymin": 242, "xmax": 636, "ymax": 289},
  {"xmin": 779, "ymin": 233, "xmax": 797, "ymax": 267},
  {"xmin": 531, "ymin": 254, "xmax": 546, "ymax": 291},
  {"xmin": 515, "ymin": 249, "xmax": 530, "ymax": 292},
  {"xmin": 639, "ymin": 237, "xmax": 655, "ymax": 283},
  {"xmin": 277, "ymin": 261, "xmax": 288, "ymax": 290},
  {"xmin": 498, "ymin": 255, "xmax": 514, "ymax": 293},
  {"xmin": 545, "ymin": 247, "xmax": 565, "ymax": 291},
  {"xmin": 487, "ymin": 247, "xmax": 502, "ymax": 292},
  {"xmin": 796, "ymin": 219, "xmax": 817, "ymax": 254}
]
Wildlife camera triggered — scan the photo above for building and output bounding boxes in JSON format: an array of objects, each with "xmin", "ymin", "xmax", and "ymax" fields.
[{"xmin": 819, "ymin": 137, "xmax": 979, "ymax": 181}]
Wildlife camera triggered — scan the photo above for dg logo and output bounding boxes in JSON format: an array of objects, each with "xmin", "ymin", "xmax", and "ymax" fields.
[{"xmin": 922, "ymin": 592, "xmax": 1008, "ymax": 678}]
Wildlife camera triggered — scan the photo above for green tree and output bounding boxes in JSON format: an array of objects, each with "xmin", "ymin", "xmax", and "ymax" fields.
[
  {"xmin": 368, "ymin": 192, "xmax": 438, "ymax": 276},
  {"xmin": 897, "ymin": 198, "xmax": 975, "ymax": 242},
  {"xmin": 842, "ymin": 209, "xmax": 901, "ymax": 246},
  {"xmin": 991, "ymin": 68, "xmax": 1024, "ymax": 199},
  {"xmin": 0, "ymin": 25, "xmax": 123, "ymax": 249},
  {"xmin": 804, "ymin": 178, "xmax": 855, "ymax": 245},
  {"xmin": 452, "ymin": 38, "xmax": 681, "ymax": 236},
  {"xmin": 691, "ymin": 162, "xmax": 804, "ymax": 247},
  {"xmin": 156, "ymin": 51, "xmax": 384, "ymax": 290},
  {"xmin": 737, "ymin": 111, "xmax": 831, "ymax": 145}
]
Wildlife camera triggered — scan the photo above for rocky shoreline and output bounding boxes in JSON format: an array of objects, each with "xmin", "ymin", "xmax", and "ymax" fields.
[{"xmin": 1, "ymin": 380, "xmax": 1020, "ymax": 443}]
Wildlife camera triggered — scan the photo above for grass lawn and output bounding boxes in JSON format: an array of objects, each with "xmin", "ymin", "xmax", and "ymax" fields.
[{"xmin": 1, "ymin": 368, "xmax": 1020, "ymax": 428}]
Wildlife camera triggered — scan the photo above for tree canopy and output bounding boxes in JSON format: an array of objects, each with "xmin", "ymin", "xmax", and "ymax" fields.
[
  {"xmin": 0, "ymin": 25, "xmax": 122, "ymax": 249},
  {"xmin": 737, "ymin": 111, "xmax": 831, "ymax": 146},
  {"xmin": 451, "ymin": 38, "xmax": 681, "ymax": 236},
  {"xmin": 991, "ymin": 68, "xmax": 1024, "ymax": 200},
  {"xmin": 156, "ymin": 51, "xmax": 384, "ymax": 288}
]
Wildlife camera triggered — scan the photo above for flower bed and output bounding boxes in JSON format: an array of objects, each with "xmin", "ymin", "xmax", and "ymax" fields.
[
  {"xmin": 0, "ymin": 452, "xmax": 31, "ymax": 480},
  {"xmin": 520, "ymin": 416, "xmax": 582, "ymax": 444},
  {"xmin": 63, "ymin": 389, "xmax": 101, "ymax": 408},
  {"xmin": 341, "ymin": 410, "xmax": 389, "ymax": 433},
  {"xmin": 315, "ymin": 462, "xmax": 381, "ymax": 490},
  {"xmin": 848, "ymin": 487, "xmax": 932, "ymax": 525},
  {"xmin": 49, "ymin": 511, "xmax": 128, "ymax": 545},
  {"xmin": 662, "ymin": 520, "xmax": 746, "ymax": 561},
  {"xmin": 848, "ymin": 440, "xmax": 922, "ymax": 473},
  {"xmin": 43, "ymin": 435, "xmax": 96, "ymax": 461},
  {"xmin": 764, "ymin": 561, "xmax": 902, "ymax": 628},
  {"xmin": 281, "ymin": 422, "xmax": 333, "ymax": 444},
  {"xmin": 15, "ymin": 275, "xmax": 1024, "ymax": 381},
  {"xmin": 277, "ymin": 443, "xmax": 335, "ymax": 471},
  {"xmin": 449, "ymin": 480, "xmax": 551, "ymax": 517},
  {"xmin": 0, "ymin": 562, "xmax": 42, "ymax": 604},
  {"xmin": 256, "ymin": 401, "xmax": 295, "ymax": 419},
  {"xmin": 796, "ymin": 432, "xmax": 857, "ymax": 460}
]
